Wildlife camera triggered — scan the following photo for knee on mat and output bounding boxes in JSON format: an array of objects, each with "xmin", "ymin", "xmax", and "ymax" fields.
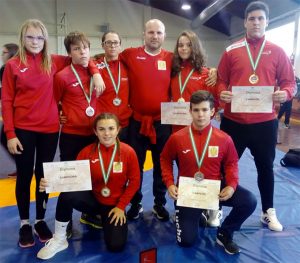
[
  {"xmin": 106, "ymin": 241, "xmax": 126, "ymax": 252},
  {"xmin": 176, "ymin": 236, "xmax": 195, "ymax": 247}
]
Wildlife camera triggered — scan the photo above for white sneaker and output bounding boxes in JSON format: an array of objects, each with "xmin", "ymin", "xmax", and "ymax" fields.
[
  {"xmin": 37, "ymin": 235, "xmax": 68, "ymax": 260},
  {"xmin": 260, "ymin": 208, "xmax": 283, "ymax": 232},
  {"xmin": 207, "ymin": 210, "xmax": 223, "ymax": 227}
]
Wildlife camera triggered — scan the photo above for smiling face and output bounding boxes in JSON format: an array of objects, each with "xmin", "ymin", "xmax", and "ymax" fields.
[
  {"xmin": 244, "ymin": 9, "xmax": 268, "ymax": 40},
  {"xmin": 177, "ymin": 35, "xmax": 192, "ymax": 61},
  {"xmin": 23, "ymin": 26, "xmax": 45, "ymax": 54},
  {"xmin": 94, "ymin": 118, "xmax": 120, "ymax": 147}
]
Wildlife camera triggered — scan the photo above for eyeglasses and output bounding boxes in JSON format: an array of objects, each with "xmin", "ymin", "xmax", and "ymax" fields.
[
  {"xmin": 25, "ymin": 35, "xmax": 46, "ymax": 42},
  {"xmin": 103, "ymin": 41, "xmax": 120, "ymax": 47}
]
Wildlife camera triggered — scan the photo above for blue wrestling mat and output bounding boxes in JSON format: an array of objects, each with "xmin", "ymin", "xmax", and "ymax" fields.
[{"xmin": 0, "ymin": 149, "xmax": 300, "ymax": 263}]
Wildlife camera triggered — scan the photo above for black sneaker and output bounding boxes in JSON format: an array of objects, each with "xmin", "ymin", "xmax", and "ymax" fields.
[
  {"xmin": 152, "ymin": 205, "xmax": 169, "ymax": 221},
  {"xmin": 216, "ymin": 229, "xmax": 241, "ymax": 255},
  {"xmin": 80, "ymin": 213, "xmax": 102, "ymax": 229},
  {"xmin": 127, "ymin": 204, "xmax": 143, "ymax": 220},
  {"xmin": 34, "ymin": 221, "xmax": 53, "ymax": 242},
  {"xmin": 19, "ymin": 224, "xmax": 35, "ymax": 248}
]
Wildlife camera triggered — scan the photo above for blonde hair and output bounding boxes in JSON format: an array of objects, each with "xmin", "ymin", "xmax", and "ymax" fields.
[{"xmin": 18, "ymin": 19, "xmax": 51, "ymax": 74}]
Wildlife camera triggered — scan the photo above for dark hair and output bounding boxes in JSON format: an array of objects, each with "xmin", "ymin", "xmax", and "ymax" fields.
[
  {"xmin": 3, "ymin": 43, "xmax": 19, "ymax": 59},
  {"xmin": 190, "ymin": 90, "xmax": 214, "ymax": 110},
  {"xmin": 64, "ymin": 31, "xmax": 90, "ymax": 54},
  {"xmin": 172, "ymin": 30, "xmax": 206, "ymax": 77},
  {"xmin": 101, "ymin": 31, "xmax": 121, "ymax": 45},
  {"xmin": 245, "ymin": 1, "xmax": 269, "ymax": 20}
]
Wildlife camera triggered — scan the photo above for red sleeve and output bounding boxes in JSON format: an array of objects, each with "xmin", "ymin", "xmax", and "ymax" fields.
[
  {"xmin": 217, "ymin": 51, "xmax": 230, "ymax": 96},
  {"xmin": 222, "ymin": 135, "xmax": 239, "ymax": 190},
  {"xmin": 116, "ymin": 146, "xmax": 140, "ymax": 210},
  {"xmin": 276, "ymin": 50, "xmax": 296, "ymax": 100},
  {"xmin": 1, "ymin": 62, "xmax": 17, "ymax": 139},
  {"xmin": 52, "ymin": 54, "xmax": 71, "ymax": 72},
  {"xmin": 160, "ymin": 135, "xmax": 177, "ymax": 188},
  {"xmin": 53, "ymin": 72, "xmax": 65, "ymax": 103},
  {"xmin": 88, "ymin": 59, "xmax": 100, "ymax": 75}
]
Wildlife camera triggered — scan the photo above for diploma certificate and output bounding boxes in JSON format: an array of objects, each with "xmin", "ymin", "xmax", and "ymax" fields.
[
  {"xmin": 161, "ymin": 102, "xmax": 192, "ymax": 125},
  {"xmin": 177, "ymin": 176, "xmax": 220, "ymax": 210},
  {"xmin": 43, "ymin": 160, "xmax": 92, "ymax": 193},
  {"xmin": 231, "ymin": 86, "xmax": 274, "ymax": 113}
]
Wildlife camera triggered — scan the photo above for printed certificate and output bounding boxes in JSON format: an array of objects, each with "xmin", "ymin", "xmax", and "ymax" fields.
[
  {"xmin": 177, "ymin": 176, "xmax": 220, "ymax": 210},
  {"xmin": 231, "ymin": 86, "xmax": 274, "ymax": 113},
  {"xmin": 161, "ymin": 102, "xmax": 192, "ymax": 125},
  {"xmin": 43, "ymin": 160, "xmax": 92, "ymax": 193}
]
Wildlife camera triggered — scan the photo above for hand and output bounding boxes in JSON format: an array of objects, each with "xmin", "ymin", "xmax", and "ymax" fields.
[
  {"xmin": 39, "ymin": 178, "xmax": 49, "ymax": 192},
  {"xmin": 93, "ymin": 73, "xmax": 106, "ymax": 97},
  {"xmin": 219, "ymin": 186, "xmax": 234, "ymax": 201},
  {"xmin": 108, "ymin": 207, "xmax": 126, "ymax": 226},
  {"xmin": 273, "ymin": 90, "xmax": 287, "ymax": 103},
  {"xmin": 220, "ymin": 90, "xmax": 233, "ymax": 103},
  {"xmin": 168, "ymin": 185, "xmax": 178, "ymax": 200},
  {"xmin": 7, "ymin": 137, "xmax": 23, "ymax": 154},
  {"xmin": 59, "ymin": 112, "xmax": 67, "ymax": 124},
  {"xmin": 205, "ymin": 68, "xmax": 217, "ymax": 86}
]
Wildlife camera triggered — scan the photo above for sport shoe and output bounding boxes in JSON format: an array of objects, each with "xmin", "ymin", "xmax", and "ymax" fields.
[
  {"xmin": 34, "ymin": 221, "xmax": 53, "ymax": 242},
  {"xmin": 260, "ymin": 208, "xmax": 283, "ymax": 231},
  {"xmin": 127, "ymin": 204, "xmax": 143, "ymax": 220},
  {"xmin": 80, "ymin": 214, "xmax": 103, "ymax": 229},
  {"xmin": 19, "ymin": 224, "xmax": 35, "ymax": 248},
  {"xmin": 216, "ymin": 229, "xmax": 241, "ymax": 255},
  {"xmin": 37, "ymin": 236, "xmax": 68, "ymax": 260},
  {"xmin": 152, "ymin": 205, "xmax": 169, "ymax": 221},
  {"xmin": 207, "ymin": 209, "xmax": 223, "ymax": 227}
]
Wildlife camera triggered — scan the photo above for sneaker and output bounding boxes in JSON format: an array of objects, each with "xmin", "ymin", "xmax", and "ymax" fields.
[
  {"xmin": 127, "ymin": 204, "xmax": 143, "ymax": 220},
  {"xmin": 207, "ymin": 210, "xmax": 223, "ymax": 227},
  {"xmin": 152, "ymin": 205, "xmax": 169, "ymax": 221},
  {"xmin": 260, "ymin": 208, "xmax": 283, "ymax": 231},
  {"xmin": 19, "ymin": 224, "xmax": 35, "ymax": 248},
  {"xmin": 37, "ymin": 236, "xmax": 68, "ymax": 260},
  {"xmin": 80, "ymin": 214, "xmax": 102, "ymax": 229},
  {"xmin": 34, "ymin": 221, "xmax": 53, "ymax": 242},
  {"xmin": 216, "ymin": 229, "xmax": 241, "ymax": 255}
]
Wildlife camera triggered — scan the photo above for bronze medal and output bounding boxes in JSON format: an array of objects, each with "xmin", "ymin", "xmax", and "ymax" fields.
[
  {"xmin": 249, "ymin": 74, "xmax": 259, "ymax": 84},
  {"xmin": 177, "ymin": 97, "xmax": 185, "ymax": 103},
  {"xmin": 101, "ymin": 186, "xmax": 111, "ymax": 197}
]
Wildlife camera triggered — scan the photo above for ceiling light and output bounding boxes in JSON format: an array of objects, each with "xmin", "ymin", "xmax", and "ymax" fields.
[{"xmin": 181, "ymin": 3, "xmax": 191, "ymax": 10}]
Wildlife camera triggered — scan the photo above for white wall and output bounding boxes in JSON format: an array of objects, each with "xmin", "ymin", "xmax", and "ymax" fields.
[{"xmin": 0, "ymin": 0, "xmax": 228, "ymax": 68}]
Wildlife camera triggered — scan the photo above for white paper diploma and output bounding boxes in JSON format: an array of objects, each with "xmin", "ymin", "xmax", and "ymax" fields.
[
  {"xmin": 161, "ymin": 102, "xmax": 192, "ymax": 125},
  {"xmin": 177, "ymin": 176, "xmax": 220, "ymax": 210},
  {"xmin": 231, "ymin": 86, "xmax": 274, "ymax": 113},
  {"xmin": 43, "ymin": 160, "xmax": 92, "ymax": 193}
]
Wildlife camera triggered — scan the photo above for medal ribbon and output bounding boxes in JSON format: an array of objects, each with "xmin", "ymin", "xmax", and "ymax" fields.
[
  {"xmin": 104, "ymin": 57, "xmax": 121, "ymax": 96},
  {"xmin": 98, "ymin": 143, "xmax": 117, "ymax": 185},
  {"xmin": 245, "ymin": 38, "xmax": 266, "ymax": 73},
  {"xmin": 71, "ymin": 64, "xmax": 93, "ymax": 105},
  {"xmin": 178, "ymin": 68, "xmax": 195, "ymax": 97},
  {"xmin": 189, "ymin": 126, "xmax": 212, "ymax": 169}
]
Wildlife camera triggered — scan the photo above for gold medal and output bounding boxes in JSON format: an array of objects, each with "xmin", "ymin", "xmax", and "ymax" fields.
[
  {"xmin": 194, "ymin": 171, "xmax": 204, "ymax": 182},
  {"xmin": 85, "ymin": 106, "xmax": 95, "ymax": 117},
  {"xmin": 249, "ymin": 74, "xmax": 259, "ymax": 84},
  {"xmin": 101, "ymin": 187, "xmax": 111, "ymax": 197},
  {"xmin": 177, "ymin": 97, "xmax": 185, "ymax": 103}
]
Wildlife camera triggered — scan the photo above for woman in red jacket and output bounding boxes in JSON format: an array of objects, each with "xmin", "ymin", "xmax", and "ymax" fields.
[
  {"xmin": 1, "ymin": 19, "xmax": 103, "ymax": 248},
  {"xmin": 37, "ymin": 113, "xmax": 140, "ymax": 260}
]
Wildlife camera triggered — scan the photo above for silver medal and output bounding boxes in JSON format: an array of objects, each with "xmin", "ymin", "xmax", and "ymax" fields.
[
  {"xmin": 85, "ymin": 106, "xmax": 95, "ymax": 117},
  {"xmin": 113, "ymin": 97, "xmax": 122, "ymax": 106},
  {"xmin": 194, "ymin": 171, "xmax": 204, "ymax": 182},
  {"xmin": 101, "ymin": 187, "xmax": 111, "ymax": 197}
]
